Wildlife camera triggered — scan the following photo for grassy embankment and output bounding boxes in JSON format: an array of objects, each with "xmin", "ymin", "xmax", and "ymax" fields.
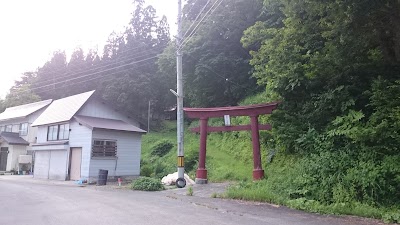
[{"xmin": 141, "ymin": 93, "xmax": 399, "ymax": 224}]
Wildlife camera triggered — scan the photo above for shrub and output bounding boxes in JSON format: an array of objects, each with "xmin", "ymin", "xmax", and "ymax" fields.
[
  {"xmin": 131, "ymin": 177, "xmax": 165, "ymax": 191},
  {"xmin": 140, "ymin": 159, "xmax": 153, "ymax": 177},
  {"xmin": 152, "ymin": 160, "xmax": 175, "ymax": 179},
  {"xmin": 151, "ymin": 139, "xmax": 174, "ymax": 157},
  {"xmin": 383, "ymin": 211, "xmax": 400, "ymax": 224}
]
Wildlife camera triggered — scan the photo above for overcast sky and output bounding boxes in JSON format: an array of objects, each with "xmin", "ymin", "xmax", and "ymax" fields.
[{"xmin": 0, "ymin": 0, "xmax": 178, "ymax": 98}]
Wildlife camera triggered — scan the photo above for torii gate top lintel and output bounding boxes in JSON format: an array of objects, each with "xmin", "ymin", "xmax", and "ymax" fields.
[{"xmin": 184, "ymin": 101, "xmax": 279, "ymax": 118}]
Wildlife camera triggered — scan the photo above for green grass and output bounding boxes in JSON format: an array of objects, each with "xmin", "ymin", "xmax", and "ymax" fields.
[
  {"xmin": 187, "ymin": 186, "xmax": 193, "ymax": 196},
  {"xmin": 141, "ymin": 120, "xmax": 399, "ymax": 223},
  {"xmin": 131, "ymin": 177, "xmax": 165, "ymax": 191},
  {"xmin": 141, "ymin": 121, "xmax": 252, "ymax": 182},
  {"xmin": 224, "ymin": 156, "xmax": 400, "ymax": 223}
]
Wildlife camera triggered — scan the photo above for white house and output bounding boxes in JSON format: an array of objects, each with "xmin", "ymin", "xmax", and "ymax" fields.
[
  {"xmin": 0, "ymin": 99, "xmax": 53, "ymax": 172},
  {"xmin": 31, "ymin": 90, "xmax": 146, "ymax": 181}
]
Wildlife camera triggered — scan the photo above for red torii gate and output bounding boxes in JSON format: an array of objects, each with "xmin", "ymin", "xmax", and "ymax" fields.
[{"xmin": 184, "ymin": 102, "xmax": 279, "ymax": 184}]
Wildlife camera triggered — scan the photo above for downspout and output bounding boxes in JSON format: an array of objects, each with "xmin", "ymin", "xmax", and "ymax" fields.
[{"xmin": 114, "ymin": 156, "xmax": 118, "ymax": 178}]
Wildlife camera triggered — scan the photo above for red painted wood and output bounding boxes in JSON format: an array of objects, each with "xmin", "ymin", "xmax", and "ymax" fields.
[
  {"xmin": 196, "ymin": 168, "xmax": 207, "ymax": 180},
  {"xmin": 250, "ymin": 115, "xmax": 264, "ymax": 179},
  {"xmin": 190, "ymin": 124, "xmax": 272, "ymax": 133},
  {"xmin": 197, "ymin": 118, "xmax": 208, "ymax": 180},
  {"xmin": 253, "ymin": 169, "xmax": 264, "ymax": 180},
  {"xmin": 184, "ymin": 102, "xmax": 279, "ymax": 118}
]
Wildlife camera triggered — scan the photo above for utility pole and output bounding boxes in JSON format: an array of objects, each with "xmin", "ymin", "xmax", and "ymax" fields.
[
  {"xmin": 147, "ymin": 100, "xmax": 151, "ymax": 133},
  {"xmin": 175, "ymin": 0, "xmax": 186, "ymax": 188}
]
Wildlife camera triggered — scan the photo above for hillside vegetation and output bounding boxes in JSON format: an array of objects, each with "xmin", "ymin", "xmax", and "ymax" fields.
[{"xmin": 142, "ymin": 92, "xmax": 400, "ymax": 223}]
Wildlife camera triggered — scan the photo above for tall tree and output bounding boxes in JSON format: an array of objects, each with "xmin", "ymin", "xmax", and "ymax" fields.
[
  {"xmin": 32, "ymin": 51, "xmax": 68, "ymax": 100},
  {"xmin": 2, "ymin": 83, "xmax": 41, "ymax": 109},
  {"xmin": 243, "ymin": 0, "xmax": 400, "ymax": 152},
  {"xmin": 100, "ymin": 0, "xmax": 171, "ymax": 121},
  {"xmin": 159, "ymin": 0, "xmax": 263, "ymax": 107}
]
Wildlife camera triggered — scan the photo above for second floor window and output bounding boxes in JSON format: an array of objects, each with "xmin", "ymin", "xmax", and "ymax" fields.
[
  {"xmin": 47, "ymin": 124, "xmax": 69, "ymax": 141},
  {"xmin": 19, "ymin": 123, "xmax": 28, "ymax": 136}
]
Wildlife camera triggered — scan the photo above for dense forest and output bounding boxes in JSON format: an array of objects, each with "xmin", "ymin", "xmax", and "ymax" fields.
[{"xmin": 0, "ymin": 0, "xmax": 399, "ymax": 221}]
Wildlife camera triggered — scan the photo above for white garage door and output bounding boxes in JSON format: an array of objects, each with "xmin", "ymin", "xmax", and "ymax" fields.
[
  {"xmin": 34, "ymin": 151, "xmax": 50, "ymax": 179},
  {"xmin": 49, "ymin": 151, "xmax": 67, "ymax": 180},
  {"xmin": 34, "ymin": 150, "xmax": 67, "ymax": 180}
]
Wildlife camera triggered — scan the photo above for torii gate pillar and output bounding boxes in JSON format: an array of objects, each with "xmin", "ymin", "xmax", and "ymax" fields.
[
  {"xmin": 250, "ymin": 115, "xmax": 264, "ymax": 179},
  {"xmin": 184, "ymin": 102, "xmax": 279, "ymax": 184},
  {"xmin": 196, "ymin": 118, "xmax": 208, "ymax": 184}
]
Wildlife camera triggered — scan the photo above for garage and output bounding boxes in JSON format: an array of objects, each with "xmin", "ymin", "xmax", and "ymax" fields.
[{"xmin": 34, "ymin": 150, "xmax": 67, "ymax": 180}]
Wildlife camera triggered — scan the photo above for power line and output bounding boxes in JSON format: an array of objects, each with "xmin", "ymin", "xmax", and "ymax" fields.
[
  {"xmin": 181, "ymin": 0, "xmax": 210, "ymax": 40},
  {"xmin": 29, "ymin": 45, "xmax": 164, "ymax": 87},
  {"xmin": 28, "ymin": 41, "xmax": 155, "ymax": 83},
  {"xmin": 33, "ymin": 60, "xmax": 156, "ymax": 95},
  {"xmin": 179, "ymin": 0, "xmax": 224, "ymax": 50},
  {"xmin": 180, "ymin": 0, "xmax": 223, "ymax": 50},
  {"xmin": 16, "ymin": 54, "xmax": 160, "ymax": 94}
]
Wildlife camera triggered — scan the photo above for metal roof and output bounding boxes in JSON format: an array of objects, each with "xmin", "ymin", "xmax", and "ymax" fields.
[
  {"xmin": 0, "ymin": 132, "xmax": 29, "ymax": 146},
  {"xmin": 31, "ymin": 90, "xmax": 95, "ymax": 127},
  {"xmin": 74, "ymin": 115, "xmax": 146, "ymax": 133},
  {"xmin": 0, "ymin": 99, "xmax": 52, "ymax": 121}
]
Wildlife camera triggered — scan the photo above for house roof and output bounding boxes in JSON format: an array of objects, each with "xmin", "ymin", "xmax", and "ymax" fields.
[
  {"xmin": 0, "ymin": 132, "xmax": 29, "ymax": 146},
  {"xmin": 0, "ymin": 99, "xmax": 52, "ymax": 122},
  {"xmin": 74, "ymin": 115, "xmax": 146, "ymax": 133},
  {"xmin": 31, "ymin": 90, "xmax": 95, "ymax": 127}
]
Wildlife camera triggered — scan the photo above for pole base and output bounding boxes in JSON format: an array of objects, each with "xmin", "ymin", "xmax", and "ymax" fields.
[
  {"xmin": 195, "ymin": 178, "xmax": 208, "ymax": 184},
  {"xmin": 196, "ymin": 168, "xmax": 207, "ymax": 180},
  {"xmin": 253, "ymin": 169, "xmax": 264, "ymax": 180}
]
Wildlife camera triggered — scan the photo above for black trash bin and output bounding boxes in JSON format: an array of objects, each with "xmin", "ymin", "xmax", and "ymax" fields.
[{"xmin": 97, "ymin": 169, "xmax": 108, "ymax": 186}]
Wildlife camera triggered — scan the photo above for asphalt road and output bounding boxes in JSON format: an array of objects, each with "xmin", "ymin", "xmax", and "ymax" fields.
[{"xmin": 0, "ymin": 176, "xmax": 390, "ymax": 225}]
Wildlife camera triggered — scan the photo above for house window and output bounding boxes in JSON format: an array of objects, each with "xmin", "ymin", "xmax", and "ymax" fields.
[
  {"xmin": 58, "ymin": 124, "xmax": 70, "ymax": 140},
  {"xmin": 5, "ymin": 125, "xmax": 12, "ymax": 132},
  {"xmin": 47, "ymin": 124, "xmax": 70, "ymax": 141},
  {"xmin": 19, "ymin": 123, "xmax": 28, "ymax": 136},
  {"xmin": 92, "ymin": 140, "xmax": 117, "ymax": 158},
  {"xmin": 0, "ymin": 126, "xmax": 4, "ymax": 132}
]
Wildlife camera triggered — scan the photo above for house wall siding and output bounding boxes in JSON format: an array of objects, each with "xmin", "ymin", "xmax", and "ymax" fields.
[
  {"xmin": 89, "ymin": 129, "xmax": 142, "ymax": 179},
  {"xmin": 68, "ymin": 120, "xmax": 92, "ymax": 179},
  {"xmin": 26, "ymin": 108, "xmax": 47, "ymax": 143},
  {"xmin": 36, "ymin": 126, "xmax": 48, "ymax": 143},
  {"xmin": 8, "ymin": 145, "xmax": 27, "ymax": 171},
  {"xmin": 77, "ymin": 99, "xmax": 140, "ymax": 127}
]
